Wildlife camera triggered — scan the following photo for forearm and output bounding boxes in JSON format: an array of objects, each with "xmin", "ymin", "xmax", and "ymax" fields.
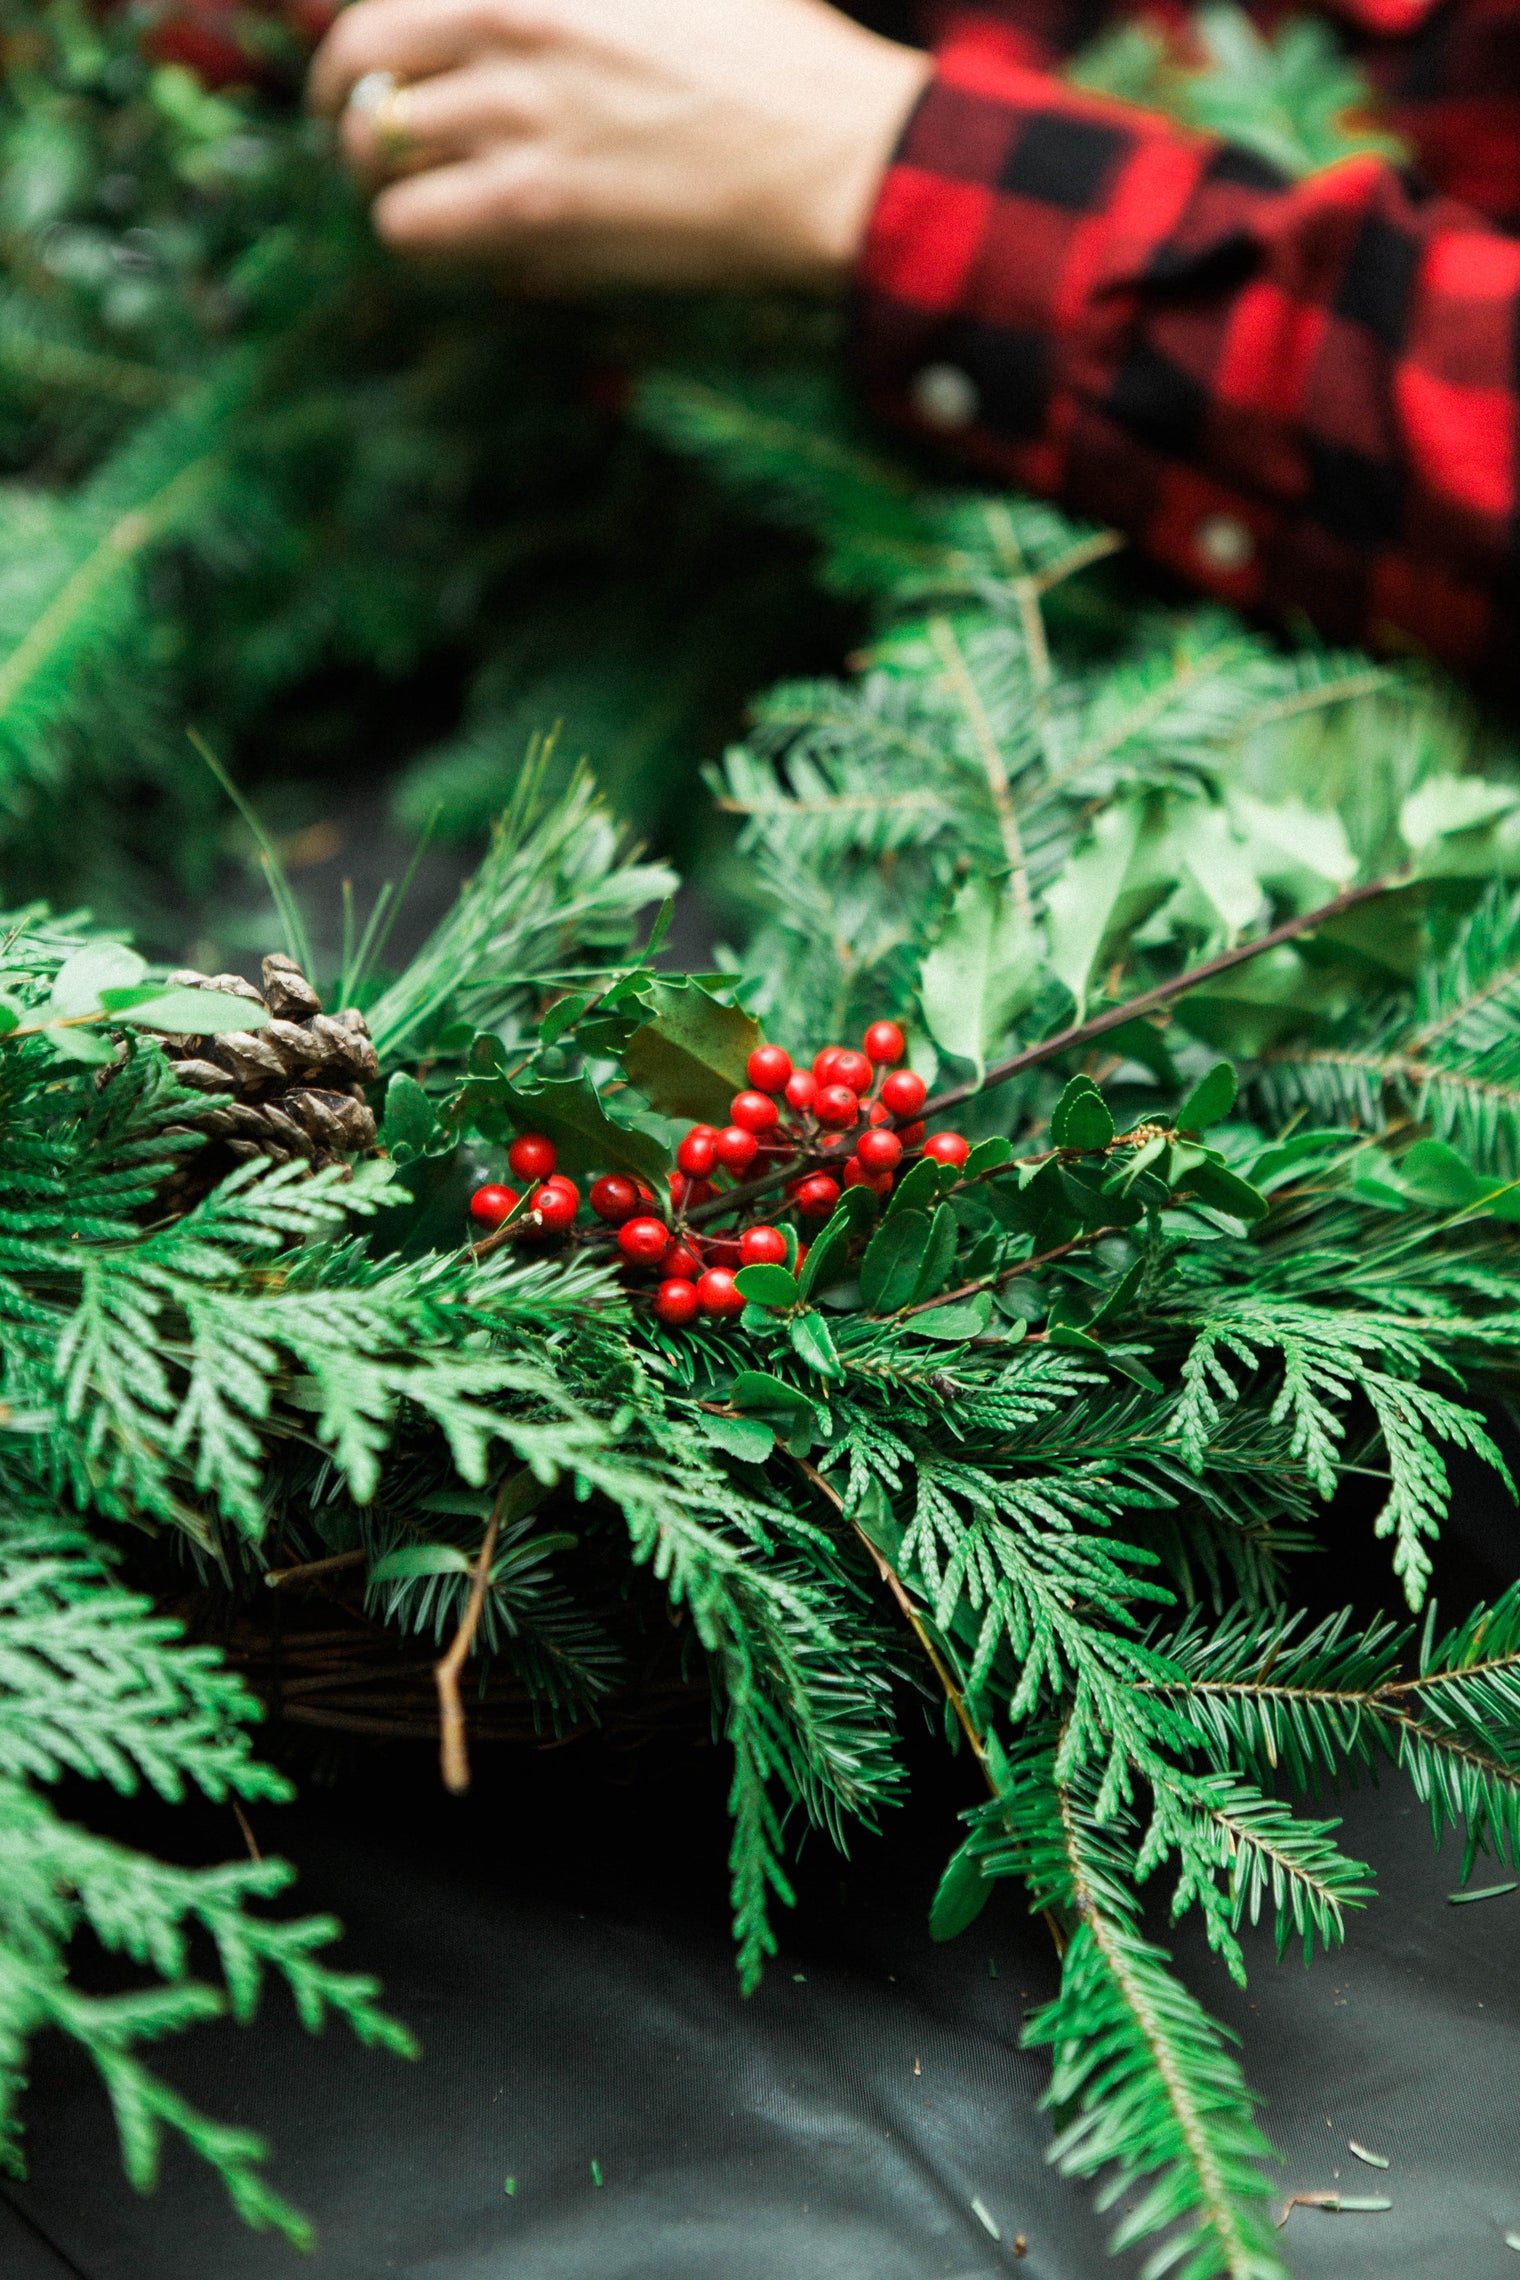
[{"xmin": 854, "ymin": 34, "xmax": 1520, "ymax": 667}]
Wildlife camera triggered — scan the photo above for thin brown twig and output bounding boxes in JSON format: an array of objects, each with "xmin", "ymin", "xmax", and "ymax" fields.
[
  {"xmin": 434, "ymin": 1478, "xmax": 508, "ymax": 1795},
  {"xmin": 263, "ymin": 1548, "xmax": 367, "ymax": 1590},
  {"xmin": 232, "ymin": 1802, "xmax": 262, "ymax": 1863},
  {"xmin": 918, "ymin": 868, "xmax": 1410, "ymax": 1125},
  {"xmin": 892, "ymin": 1224, "xmax": 1123, "ymax": 1322}
]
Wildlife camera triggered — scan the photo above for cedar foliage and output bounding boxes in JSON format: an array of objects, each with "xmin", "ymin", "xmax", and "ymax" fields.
[{"xmin": 4, "ymin": 6, "xmax": 1520, "ymax": 2275}]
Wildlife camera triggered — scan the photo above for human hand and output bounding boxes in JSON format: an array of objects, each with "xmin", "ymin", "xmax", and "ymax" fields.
[{"xmin": 307, "ymin": 0, "xmax": 931, "ymax": 292}]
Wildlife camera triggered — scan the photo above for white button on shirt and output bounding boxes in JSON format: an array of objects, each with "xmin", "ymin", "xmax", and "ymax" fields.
[
  {"xmin": 910, "ymin": 363, "xmax": 980, "ymax": 432},
  {"xmin": 1193, "ymin": 513, "xmax": 1256, "ymax": 573}
]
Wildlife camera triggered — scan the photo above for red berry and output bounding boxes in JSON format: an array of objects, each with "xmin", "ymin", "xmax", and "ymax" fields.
[
  {"xmin": 531, "ymin": 1180, "xmax": 579, "ymax": 1229},
  {"xmin": 844, "ymin": 1157, "xmax": 893, "ymax": 1195},
  {"xmin": 618, "ymin": 1215, "xmax": 671, "ymax": 1265},
  {"xmin": 664, "ymin": 1241, "xmax": 700, "ymax": 1281},
  {"xmin": 813, "ymin": 1047, "xmax": 846, "ymax": 1083},
  {"xmin": 653, "ymin": 1278, "xmax": 700, "ymax": 1327},
  {"xmin": 669, "ymin": 1172, "xmax": 715, "ymax": 1212},
  {"xmin": 831, "ymin": 1049, "xmax": 873, "ymax": 1095},
  {"xmin": 589, "ymin": 1174, "xmax": 639, "ymax": 1223},
  {"xmin": 863, "ymin": 1020, "xmax": 906, "ymax": 1066},
  {"xmin": 678, "ymin": 1128, "xmax": 718, "ymax": 1177},
  {"xmin": 923, "ymin": 1132, "xmax": 971, "ymax": 1169},
  {"xmin": 542, "ymin": 1173, "xmax": 579, "ymax": 1198},
  {"xmin": 714, "ymin": 1125, "xmax": 759, "ymax": 1171},
  {"xmin": 509, "ymin": 1133, "xmax": 557, "ymax": 1181},
  {"xmin": 881, "ymin": 1069, "xmax": 927, "ymax": 1117},
  {"xmin": 792, "ymin": 1174, "xmax": 841, "ymax": 1219},
  {"xmin": 785, "ymin": 1070, "xmax": 819, "ymax": 1111},
  {"xmin": 856, "ymin": 1127, "xmax": 903, "ymax": 1173},
  {"xmin": 815, "ymin": 1084, "xmax": 861, "ymax": 1130},
  {"xmin": 696, "ymin": 1267, "xmax": 746, "ymax": 1317},
  {"xmin": 730, "ymin": 1090, "xmax": 780, "ymax": 1134},
  {"xmin": 468, "ymin": 1183, "xmax": 520, "ymax": 1230},
  {"xmin": 704, "ymin": 1237, "xmax": 743, "ymax": 1270},
  {"xmin": 739, "ymin": 1224, "xmax": 789, "ymax": 1266},
  {"xmin": 900, "ymin": 1121, "xmax": 926, "ymax": 1150},
  {"xmin": 747, "ymin": 1044, "xmax": 793, "ymax": 1092}
]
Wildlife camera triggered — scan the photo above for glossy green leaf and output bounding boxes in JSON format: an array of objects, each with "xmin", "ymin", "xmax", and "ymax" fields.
[
  {"xmin": 903, "ymin": 1293, "xmax": 992, "ymax": 1341},
  {"xmin": 919, "ymin": 873, "xmax": 1041, "ymax": 1080},
  {"xmin": 860, "ymin": 1210, "xmax": 930, "ymax": 1312},
  {"xmin": 910, "ymin": 1203, "xmax": 959, "ymax": 1304},
  {"xmin": 368, "ymin": 1543, "xmax": 473, "ymax": 1582},
  {"xmin": 733, "ymin": 1263, "xmax": 798, "ymax": 1308},
  {"xmin": 1180, "ymin": 1157, "xmax": 1269, "ymax": 1223},
  {"xmin": 887, "ymin": 1156, "xmax": 945, "ymax": 1219},
  {"xmin": 621, "ymin": 980, "xmax": 761, "ymax": 1121},
  {"xmin": 455, "ymin": 1072, "xmax": 668, "ymax": 1183},
  {"xmin": 1051, "ymin": 1076, "xmax": 1115, "ymax": 1152},
  {"xmin": 929, "ymin": 1838, "xmax": 993, "ymax": 1941},
  {"xmin": 380, "ymin": 1072, "xmax": 440, "ymax": 1159},
  {"xmin": 789, "ymin": 1310, "xmax": 842, "ymax": 1378},
  {"xmin": 118, "ymin": 988, "xmax": 274, "ymax": 1035},
  {"xmin": 797, "ymin": 1211, "xmax": 852, "ymax": 1301},
  {"xmin": 963, "ymin": 1136, "xmax": 1014, "ymax": 1180},
  {"xmin": 697, "ymin": 1412, "xmax": 775, "ymax": 1464},
  {"xmin": 1175, "ymin": 1060, "xmax": 1237, "ymax": 1133}
]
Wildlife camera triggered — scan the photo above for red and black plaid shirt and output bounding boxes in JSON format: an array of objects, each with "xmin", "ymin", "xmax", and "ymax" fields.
[{"xmin": 853, "ymin": 0, "xmax": 1520, "ymax": 669}]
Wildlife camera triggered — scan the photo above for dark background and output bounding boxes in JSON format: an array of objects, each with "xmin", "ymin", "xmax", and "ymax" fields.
[{"xmin": 3, "ymin": 1462, "xmax": 1518, "ymax": 2280}]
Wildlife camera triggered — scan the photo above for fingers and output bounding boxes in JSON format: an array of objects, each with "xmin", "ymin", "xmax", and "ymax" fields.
[
  {"xmin": 371, "ymin": 147, "xmax": 568, "ymax": 257},
  {"xmin": 339, "ymin": 62, "xmax": 542, "ymax": 175},
  {"xmin": 309, "ymin": 0, "xmax": 548, "ymax": 117}
]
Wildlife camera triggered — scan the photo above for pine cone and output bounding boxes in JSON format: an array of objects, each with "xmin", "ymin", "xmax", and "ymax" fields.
[{"xmin": 156, "ymin": 954, "xmax": 380, "ymax": 1210}]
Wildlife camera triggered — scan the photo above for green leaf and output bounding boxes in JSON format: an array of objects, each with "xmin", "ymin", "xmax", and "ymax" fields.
[
  {"xmin": 920, "ymin": 870, "xmax": 1039, "ymax": 1085},
  {"xmin": 368, "ymin": 1543, "xmax": 474, "ymax": 1582},
  {"xmin": 860, "ymin": 1210, "xmax": 930, "ymax": 1312},
  {"xmin": 789, "ymin": 1310, "xmax": 842, "ymax": 1378},
  {"xmin": 114, "ymin": 987, "xmax": 275, "ymax": 1035},
  {"xmin": 903, "ymin": 1295, "xmax": 992, "ymax": 1341},
  {"xmin": 697, "ymin": 1411, "xmax": 775, "ymax": 1464},
  {"xmin": 0, "ymin": 996, "xmax": 20, "ymax": 1034},
  {"xmin": 456, "ymin": 1072, "xmax": 669, "ymax": 1184},
  {"xmin": 48, "ymin": 942, "xmax": 146, "ymax": 1019},
  {"xmin": 797, "ymin": 1211, "xmax": 852, "ymax": 1301},
  {"xmin": 1175, "ymin": 1060, "xmax": 1237, "ymax": 1133},
  {"xmin": 733, "ymin": 1263, "xmax": 798, "ymax": 1309},
  {"xmin": 929, "ymin": 1838, "xmax": 994, "ymax": 1941},
  {"xmin": 729, "ymin": 1371, "xmax": 817, "ymax": 1419},
  {"xmin": 910, "ymin": 1203, "xmax": 959, "ymax": 1304},
  {"xmin": 1179, "ymin": 1157, "xmax": 1269, "ymax": 1223},
  {"xmin": 887, "ymin": 1156, "xmax": 944, "ymax": 1219},
  {"xmin": 44, "ymin": 1024, "xmax": 116, "ymax": 1064},
  {"xmin": 380, "ymin": 1071, "xmax": 440, "ymax": 1159},
  {"xmin": 1042, "ymin": 797, "xmax": 1143, "ymax": 1014},
  {"xmin": 621, "ymin": 980, "xmax": 761, "ymax": 1121},
  {"xmin": 1050, "ymin": 1077, "xmax": 1115, "ymax": 1152},
  {"xmin": 920, "ymin": 873, "xmax": 1041, "ymax": 1081},
  {"xmin": 963, "ymin": 1136, "xmax": 1013, "ymax": 1180}
]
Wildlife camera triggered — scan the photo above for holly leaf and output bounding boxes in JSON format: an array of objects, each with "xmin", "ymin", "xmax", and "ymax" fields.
[
  {"xmin": 1175, "ymin": 1060, "xmax": 1237, "ymax": 1133},
  {"xmin": 380, "ymin": 1072, "xmax": 443, "ymax": 1165},
  {"xmin": 621, "ymin": 980, "xmax": 760, "ymax": 1121},
  {"xmin": 1050, "ymin": 1076, "xmax": 1114, "ymax": 1152},
  {"xmin": 919, "ymin": 873, "xmax": 1041, "ymax": 1081},
  {"xmin": 454, "ymin": 1072, "xmax": 668, "ymax": 1183},
  {"xmin": 734, "ymin": 1263, "xmax": 798, "ymax": 1309}
]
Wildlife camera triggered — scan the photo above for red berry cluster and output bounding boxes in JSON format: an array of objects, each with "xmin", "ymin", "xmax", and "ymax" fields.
[{"xmin": 467, "ymin": 1017, "xmax": 968, "ymax": 1329}]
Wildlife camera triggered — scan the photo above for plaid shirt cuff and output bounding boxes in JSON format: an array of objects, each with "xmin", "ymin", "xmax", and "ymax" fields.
[{"xmin": 853, "ymin": 35, "xmax": 1519, "ymax": 667}]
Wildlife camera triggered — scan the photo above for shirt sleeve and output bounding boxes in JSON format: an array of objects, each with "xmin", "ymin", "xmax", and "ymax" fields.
[{"xmin": 851, "ymin": 31, "xmax": 1520, "ymax": 668}]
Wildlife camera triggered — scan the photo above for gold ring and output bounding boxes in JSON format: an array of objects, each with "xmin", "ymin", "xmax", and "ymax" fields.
[{"xmin": 347, "ymin": 69, "xmax": 417, "ymax": 167}]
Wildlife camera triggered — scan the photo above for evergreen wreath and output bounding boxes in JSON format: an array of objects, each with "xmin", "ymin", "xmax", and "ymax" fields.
[{"xmin": 4, "ymin": 5, "xmax": 1520, "ymax": 2275}]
